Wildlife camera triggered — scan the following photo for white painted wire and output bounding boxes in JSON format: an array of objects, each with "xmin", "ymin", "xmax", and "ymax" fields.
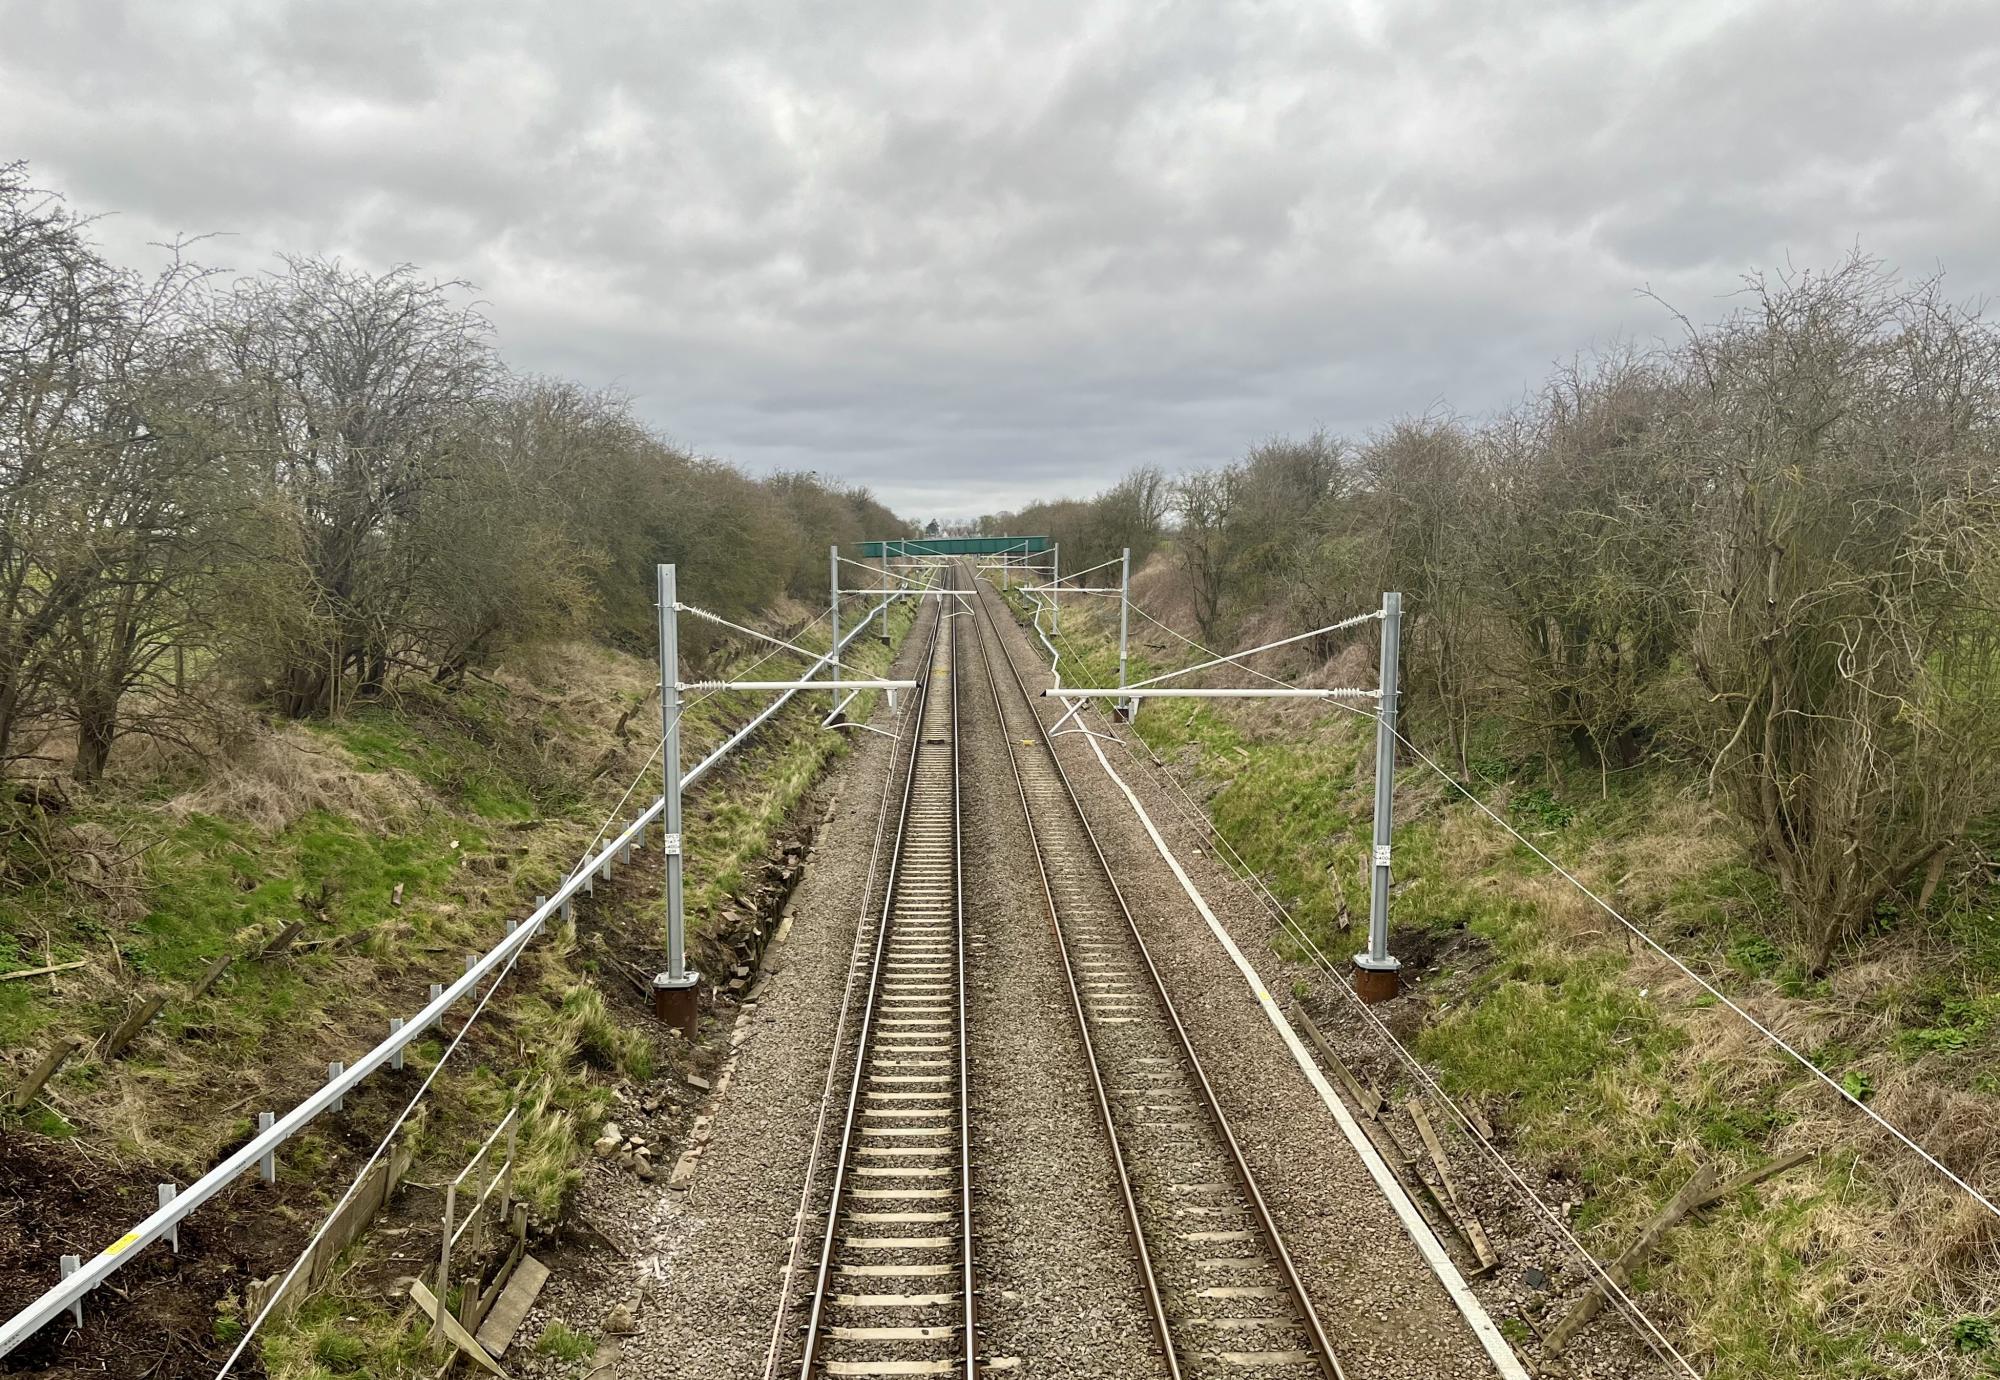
[
  {"xmin": 1127, "ymin": 598, "xmax": 1296, "ymax": 691},
  {"xmin": 559, "ymin": 607, "xmax": 833, "ymax": 885},
  {"xmin": 675, "ymin": 601, "xmax": 823, "ymax": 660},
  {"xmin": 1047, "ymin": 551, "xmax": 1127, "ymax": 583},
  {"xmin": 1072, "ymin": 592, "xmax": 2000, "ymax": 1364},
  {"xmin": 221, "ymin": 603, "xmax": 849, "ymax": 1373},
  {"xmin": 1027, "ymin": 596, "xmax": 1699, "ymax": 1373},
  {"xmin": 1125, "ymin": 607, "xmax": 1381, "ymax": 691}
]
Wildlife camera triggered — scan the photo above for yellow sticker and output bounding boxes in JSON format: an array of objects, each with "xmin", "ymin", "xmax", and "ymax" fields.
[{"xmin": 103, "ymin": 1231, "xmax": 141, "ymax": 1257}]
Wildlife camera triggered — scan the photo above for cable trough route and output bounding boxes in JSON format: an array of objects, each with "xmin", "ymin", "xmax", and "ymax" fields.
[
  {"xmin": 968, "ymin": 573, "xmax": 1345, "ymax": 1380},
  {"xmin": 792, "ymin": 571, "xmax": 977, "ymax": 1379}
]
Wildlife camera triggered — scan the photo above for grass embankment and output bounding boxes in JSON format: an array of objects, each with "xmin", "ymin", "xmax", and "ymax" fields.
[
  {"xmin": 1011, "ymin": 586, "xmax": 2000, "ymax": 1379},
  {"xmin": 0, "ymin": 604, "xmax": 914, "ymax": 1378},
  {"xmin": 250, "ymin": 610, "xmax": 915, "ymax": 1380}
]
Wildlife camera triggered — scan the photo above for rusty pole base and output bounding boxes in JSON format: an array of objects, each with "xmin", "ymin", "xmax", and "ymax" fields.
[
  {"xmin": 1350, "ymin": 955, "xmax": 1402, "ymax": 1004},
  {"xmin": 651, "ymin": 973, "xmax": 702, "ymax": 1038}
]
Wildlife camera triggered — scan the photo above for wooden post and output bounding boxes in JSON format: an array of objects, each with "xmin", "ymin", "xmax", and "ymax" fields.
[
  {"xmin": 1293, "ymin": 1005, "xmax": 1386, "ymax": 1117},
  {"xmin": 1409, "ymin": 1102, "xmax": 1498, "ymax": 1272},
  {"xmin": 12, "ymin": 1037, "xmax": 80, "ymax": 1108},
  {"xmin": 259, "ymin": 921, "xmax": 307, "ymax": 958},
  {"xmin": 1546, "ymin": 1151, "xmax": 1812, "ymax": 1353},
  {"xmin": 100, "ymin": 994, "xmax": 166, "ymax": 1059},
  {"xmin": 188, "ymin": 954, "xmax": 234, "ymax": 998}
]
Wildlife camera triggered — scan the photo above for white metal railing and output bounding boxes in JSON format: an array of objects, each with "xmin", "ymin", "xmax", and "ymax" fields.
[{"xmin": 0, "ymin": 596, "xmax": 898, "ymax": 1359}]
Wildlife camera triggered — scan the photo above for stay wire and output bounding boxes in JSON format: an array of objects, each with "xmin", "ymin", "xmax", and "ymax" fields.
[
  {"xmin": 1102, "ymin": 707, "xmax": 1701, "ymax": 1376},
  {"xmin": 1106, "ymin": 596, "xmax": 1997, "ymax": 1229},
  {"xmin": 1039, "ymin": 594, "xmax": 1700, "ymax": 1373},
  {"xmin": 1383, "ymin": 722, "xmax": 2000, "ymax": 1227},
  {"xmin": 563, "ymin": 604, "xmax": 838, "ymax": 882},
  {"xmin": 226, "ymin": 602, "xmax": 851, "ymax": 1375},
  {"xmin": 1075, "ymin": 593, "xmax": 2000, "ymax": 1361},
  {"xmin": 1125, "ymin": 599, "xmax": 1296, "ymax": 691}
]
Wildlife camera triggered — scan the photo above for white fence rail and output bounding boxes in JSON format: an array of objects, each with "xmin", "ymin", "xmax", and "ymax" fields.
[{"xmin": 0, "ymin": 597, "xmax": 896, "ymax": 1358}]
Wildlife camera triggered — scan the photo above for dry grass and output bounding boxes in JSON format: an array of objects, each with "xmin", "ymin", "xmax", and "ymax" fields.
[
  {"xmin": 1038, "ymin": 554, "xmax": 2000, "ymax": 1374},
  {"xmin": 161, "ymin": 722, "xmax": 422, "ymax": 834}
]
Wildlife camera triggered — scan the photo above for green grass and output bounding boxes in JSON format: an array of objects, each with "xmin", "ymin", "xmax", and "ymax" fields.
[
  {"xmin": 1014, "ymin": 590, "xmax": 2000, "ymax": 1379},
  {"xmin": 317, "ymin": 679, "xmax": 573, "ymax": 823},
  {"xmin": 535, "ymin": 1320, "xmax": 598, "ymax": 1363},
  {"xmin": 258, "ymin": 1287, "xmax": 439, "ymax": 1380}
]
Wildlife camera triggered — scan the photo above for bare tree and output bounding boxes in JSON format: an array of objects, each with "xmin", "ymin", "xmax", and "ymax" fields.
[
  {"xmin": 1483, "ymin": 353, "xmax": 1696, "ymax": 781},
  {"xmin": 52, "ymin": 251, "xmax": 225, "ymax": 780},
  {"xmin": 1174, "ymin": 465, "xmax": 1239, "ymax": 643},
  {"xmin": 1682, "ymin": 257, "xmax": 2000, "ymax": 968},
  {"xmin": 1364, "ymin": 416, "xmax": 1483, "ymax": 774},
  {"xmin": 208, "ymin": 258, "xmax": 495, "ymax": 716}
]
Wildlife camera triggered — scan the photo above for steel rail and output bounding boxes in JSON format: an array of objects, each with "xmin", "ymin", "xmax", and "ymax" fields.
[
  {"xmin": 796, "ymin": 565, "xmax": 976, "ymax": 1378},
  {"xmin": 950, "ymin": 565, "xmax": 977, "ymax": 1380},
  {"xmin": 761, "ymin": 598, "xmax": 940, "ymax": 1380},
  {"xmin": 964, "ymin": 570, "xmax": 1180, "ymax": 1378},
  {"xmin": 969, "ymin": 575, "xmax": 1346, "ymax": 1380},
  {"xmin": 0, "ymin": 599, "xmax": 899, "ymax": 1361}
]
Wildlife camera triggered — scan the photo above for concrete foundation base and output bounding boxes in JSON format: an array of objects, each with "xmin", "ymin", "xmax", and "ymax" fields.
[
  {"xmin": 1351, "ymin": 957, "xmax": 1401, "ymax": 1004},
  {"xmin": 652, "ymin": 973, "xmax": 702, "ymax": 1037}
]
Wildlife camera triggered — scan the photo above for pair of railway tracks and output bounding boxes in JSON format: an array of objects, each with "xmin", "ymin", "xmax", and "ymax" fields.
[{"xmin": 781, "ymin": 567, "xmax": 1342, "ymax": 1379}]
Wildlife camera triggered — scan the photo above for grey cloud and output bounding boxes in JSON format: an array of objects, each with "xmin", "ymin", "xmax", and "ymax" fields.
[{"xmin": 4, "ymin": 0, "xmax": 1999, "ymax": 517}]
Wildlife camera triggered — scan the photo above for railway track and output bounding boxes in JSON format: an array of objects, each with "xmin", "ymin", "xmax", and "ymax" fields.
[
  {"xmin": 967, "ymin": 573, "xmax": 1346, "ymax": 1380},
  {"xmin": 795, "ymin": 577, "xmax": 977, "ymax": 1379}
]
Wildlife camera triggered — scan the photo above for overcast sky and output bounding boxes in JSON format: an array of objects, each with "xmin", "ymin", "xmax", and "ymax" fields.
[{"xmin": 5, "ymin": 1, "xmax": 1998, "ymax": 519}]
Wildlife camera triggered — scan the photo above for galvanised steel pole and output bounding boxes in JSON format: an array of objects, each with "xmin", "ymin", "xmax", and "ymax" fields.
[
  {"xmin": 879, "ymin": 544, "xmax": 891, "ymax": 643},
  {"xmin": 652, "ymin": 564, "xmax": 700, "ymax": 1034},
  {"xmin": 829, "ymin": 545, "xmax": 841, "ymax": 717},
  {"xmin": 1051, "ymin": 541, "xmax": 1061, "ymax": 633},
  {"xmin": 1354, "ymin": 591, "xmax": 1403, "ymax": 1002},
  {"xmin": 1117, "ymin": 546, "xmax": 1133, "ymax": 722}
]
